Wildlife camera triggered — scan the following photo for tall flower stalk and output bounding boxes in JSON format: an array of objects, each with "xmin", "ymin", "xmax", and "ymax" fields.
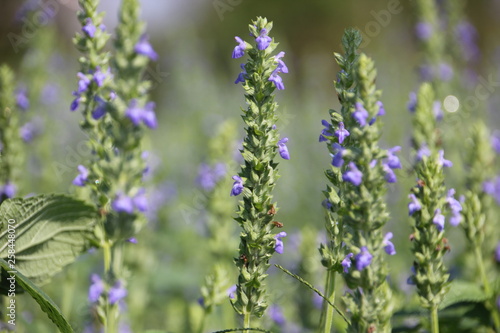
[
  {"xmin": 0, "ymin": 65, "xmax": 24, "ymax": 203},
  {"xmin": 72, "ymin": 0, "xmax": 158, "ymax": 332},
  {"xmin": 460, "ymin": 122, "xmax": 500, "ymax": 330},
  {"xmin": 319, "ymin": 29, "xmax": 396, "ymax": 333},
  {"xmin": 407, "ymin": 83, "xmax": 456, "ymax": 333},
  {"xmin": 230, "ymin": 16, "xmax": 290, "ymax": 328}
]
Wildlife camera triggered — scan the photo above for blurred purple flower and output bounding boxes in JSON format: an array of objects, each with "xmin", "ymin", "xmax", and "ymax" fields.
[
  {"xmin": 269, "ymin": 305, "xmax": 286, "ymax": 326},
  {"xmin": 132, "ymin": 188, "xmax": 148, "ymax": 212},
  {"xmin": 127, "ymin": 237, "xmax": 138, "ymax": 244},
  {"xmin": 383, "ymin": 232, "xmax": 396, "ymax": 255},
  {"xmin": 495, "ymin": 242, "xmax": 500, "ymax": 263},
  {"xmin": 88, "ymin": 274, "xmax": 104, "ymax": 303},
  {"xmin": 407, "ymin": 92, "xmax": 417, "ymax": 112},
  {"xmin": 227, "ymin": 284, "xmax": 237, "ymax": 299},
  {"xmin": 230, "ymin": 175, "xmax": 243, "ymax": 196},
  {"xmin": 319, "ymin": 120, "xmax": 332, "ymax": 142},
  {"xmin": 234, "ymin": 63, "xmax": 247, "ymax": 84},
  {"xmin": 334, "ymin": 122, "xmax": 350, "ymax": 144},
  {"xmin": 433, "ymin": 101, "xmax": 443, "ymax": 121},
  {"xmin": 446, "ymin": 188, "xmax": 462, "ymax": 226},
  {"xmin": 256, "ymin": 29, "xmax": 272, "ymax": 50},
  {"xmin": 408, "ymin": 193, "xmax": 422, "ymax": 215},
  {"xmin": 77, "ymin": 72, "xmax": 91, "ymax": 94},
  {"xmin": 70, "ymin": 92, "xmax": 82, "ymax": 111},
  {"xmin": 438, "ymin": 150, "xmax": 453, "ymax": 168},
  {"xmin": 72, "ymin": 165, "xmax": 89, "ymax": 187},
  {"xmin": 82, "ymin": 18, "xmax": 96, "ymax": 38},
  {"xmin": 135, "ymin": 34, "xmax": 158, "ymax": 61},
  {"xmin": 353, "ymin": 102, "xmax": 369, "ymax": 127},
  {"xmin": 355, "ymin": 246, "xmax": 372, "ymax": 270},
  {"xmin": 491, "ymin": 133, "xmax": 500, "ymax": 154},
  {"xmin": 385, "ymin": 146, "xmax": 402, "ymax": 169},
  {"xmin": 274, "ymin": 232, "xmax": 287, "ymax": 254},
  {"xmin": 342, "ymin": 253, "xmax": 354, "ymax": 273},
  {"xmin": 20, "ymin": 117, "xmax": 43, "ymax": 143},
  {"xmin": 112, "ymin": 194, "xmax": 134, "ymax": 214},
  {"xmin": 438, "ymin": 63, "xmax": 453, "ymax": 82},
  {"xmin": 232, "ymin": 36, "xmax": 247, "ymax": 59},
  {"xmin": 343, "ymin": 162, "xmax": 363, "ymax": 186},
  {"xmin": 92, "ymin": 96, "xmax": 107, "ymax": 120},
  {"xmin": 109, "ymin": 281, "xmax": 127, "ymax": 305},
  {"xmin": 277, "ymin": 137, "xmax": 290, "ymax": 160},
  {"xmin": 125, "ymin": 99, "xmax": 157, "ymax": 129},
  {"xmin": 433, "ymin": 208, "xmax": 445, "ymax": 232},
  {"xmin": 16, "ymin": 87, "xmax": 29, "ymax": 111},
  {"xmin": 415, "ymin": 22, "xmax": 433, "ymax": 40},
  {"xmin": 383, "ymin": 164, "xmax": 397, "ymax": 183},
  {"xmin": 196, "ymin": 163, "xmax": 226, "ymax": 191},
  {"xmin": 1, "ymin": 181, "xmax": 17, "ymax": 199},
  {"xmin": 416, "ymin": 144, "xmax": 431, "ymax": 161},
  {"xmin": 456, "ymin": 21, "xmax": 480, "ymax": 63},
  {"xmin": 41, "ymin": 83, "xmax": 59, "ymax": 105}
]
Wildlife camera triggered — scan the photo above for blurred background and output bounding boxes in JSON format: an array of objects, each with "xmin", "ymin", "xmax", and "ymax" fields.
[{"xmin": 1, "ymin": 0, "xmax": 500, "ymax": 332}]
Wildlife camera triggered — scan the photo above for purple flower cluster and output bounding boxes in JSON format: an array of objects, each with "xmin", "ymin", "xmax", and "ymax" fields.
[
  {"xmin": 82, "ymin": 18, "xmax": 106, "ymax": 38},
  {"xmin": 383, "ymin": 232, "xmax": 396, "ymax": 255},
  {"xmin": 70, "ymin": 67, "xmax": 111, "ymax": 112},
  {"xmin": 112, "ymin": 189, "xmax": 148, "ymax": 214},
  {"xmin": 230, "ymin": 175, "xmax": 244, "ymax": 196},
  {"xmin": 408, "ymin": 193, "xmax": 422, "ymax": 215},
  {"xmin": 382, "ymin": 146, "xmax": 402, "ymax": 183},
  {"xmin": 277, "ymin": 137, "xmax": 290, "ymax": 160},
  {"xmin": 19, "ymin": 117, "xmax": 43, "ymax": 143},
  {"xmin": 196, "ymin": 163, "xmax": 226, "ymax": 191},
  {"xmin": 355, "ymin": 246, "xmax": 373, "ymax": 270},
  {"xmin": 446, "ymin": 189, "xmax": 462, "ymax": 226},
  {"xmin": 125, "ymin": 99, "xmax": 158, "ymax": 129},
  {"xmin": 16, "ymin": 87, "xmax": 29, "ymax": 111},
  {"xmin": 353, "ymin": 102, "xmax": 369, "ymax": 127},
  {"xmin": 72, "ymin": 165, "xmax": 89, "ymax": 187},
  {"xmin": 484, "ymin": 176, "xmax": 500, "ymax": 205},
  {"xmin": 433, "ymin": 208, "xmax": 445, "ymax": 231},
  {"xmin": 88, "ymin": 274, "xmax": 127, "ymax": 305},
  {"xmin": 134, "ymin": 34, "xmax": 158, "ymax": 61},
  {"xmin": 274, "ymin": 232, "xmax": 287, "ymax": 254},
  {"xmin": 256, "ymin": 28, "xmax": 272, "ymax": 50},
  {"xmin": 342, "ymin": 253, "xmax": 353, "ymax": 273},
  {"xmin": 269, "ymin": 52, "xmax": 288, "ymax": 90},
  {"xmin": 342, "ymin": 162, "xmax": 363, "ymax": 186},
  {"xmin": 0, "ymin": 181, "xmax": 16, "ymax": 199}
]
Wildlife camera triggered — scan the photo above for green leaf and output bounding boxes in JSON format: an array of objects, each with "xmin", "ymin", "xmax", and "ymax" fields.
[
  {"xmin": 0, "ymin": 258, "xmax": 74, "ymax": 333},
  {"xmin": 0, "ymin": 194, "xmax": 97, "ymax": 286},
  {"xmin": 439, "ymin": 280, "xmax": 488, "ymax": 310}
]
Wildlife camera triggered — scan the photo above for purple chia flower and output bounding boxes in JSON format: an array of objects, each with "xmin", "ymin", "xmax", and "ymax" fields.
[
  {"xmin": 456, "ymin": 21, "xmax": 480, "ymax": 63},
  {"xmin": 93, "ymin": 67, "xmax": 108, "ymax": 87},
  {"xmin": 82, "ymin": 18, "xmax": 96, "ymax": 38},
  {"xmin": 415, "ymin": 22, "xmax": 433, "ymax": 40},
  {"xmin": 446, "ymin": 189, "xmax": 462, "ymax": 215},
  {"xmin": 331, "ymin": 143, "xmax": 345, "ymax": 167},
  {"xmin": 269, "ymin": 72, "xmax": 285, "ymax": 90},
  {"xmin": 416, "ymin": 145, "xmax": 431, "ymax": 161},
  {"xmin": 491, "ymin": 133, "xmax": 500, "ymax": 154},
  {"xmin": 72, "ymin": 165, "xmax": 89, "ymax": 187},
  {"xmin": 407, "ymin": 92, "xmax": 417, "ymax": 112},
  {"xmin": 125, "ymin": 99, "xmax": 157, "ymax": 129},
  {"xmin": 319, "ymin": 120, "xmax": 332, "ymax": 142},
  {"xmin": 369, "ymin": 101, "xmax": 386, "ymax": 125},
  {"xmin": 255, "ymin": 29, "xmax": 272, "ymax": 50},
  {"xmin": 127, "ymin": 237, "xmax": 138, "ymax": 244},
  {"xmin": 433, "ymin": 100, "xmax": 444, "ymax": 121},
  {"xmin": 343, "ymin": 162, "xmax": 363, "ymax": 186},
  {"xmin": 19, "ymin": 119, "xmax": 41, "ymax": 143},
  {"xmin": 433, "ymin": 208, "xmax": 445, "ymax": 232},
  {"xmin": 274, "ymin": 52, "xmax": 288, "ymax": 73},
  {"xmin": 386, "ymin": 146, "xmax": 402, "ymax": 169},
  {"xmin": 133, "ymin": 188, "xmax": 148, "ymax": 212},
  {"xmin": 419, "ymin": 64, "xmax": 434, "ymax": 81},
  {"xmin": 230, "ymin": 175, "xmax": 243, "ymax": 196},
  {"xmin": 227, "ymin": 285, "xmax": 237, "ymax": 299},
  {"xmin": 88, "ymin": 274, "xmax": 104, "ymax": 303},
  {"xmin": 438, "ymin": 63, "xmax": 453, "ymax": 82},
  {"xmin": 232, "ymin": 37, "xmax": 247, "ymax": 59},
  {"xmin": 355, "ymin": 246, "xmax": 373, "ymax": 270},
  {"xmin": 277, "ymin": 137, "xmax": 290, "ymax": 160},
  {"xmin": 322, "ymin": 199, "xmax": 332, "ymax": 210},
  {"xmin": 353, "ymin": 102, "xmax": 369, "ymax": 127},
  {"xmin": 234, "ymin": 64, "xmax": 247, "ymax": 84},
  {"xmin": 438, "ymin": 150, "xmax": 453, "ymax": 168},
  {"xmin": 70, "ymin": 93, "xmax": 81, "ymax": 111},
  {"xmin": 41, "ymin": 83, "xmax": 59, "ymax": 105},
  {"xmin": 342, "ymin": 253, "xmax": 354, "ymax": 273},
  {"xmin": 92, "ymin": 96, "xmax": 107, "ymax": 120},
  {"xmin": 109, "ymin": 281, "xmax": 127, "ymax": 305},
  {"xmin": 274, "ymin": 231, "xmax": 287, "ymax": 254},
  {"xmin": 196, "ymin": 163, "xmax": 225, "ymax": 191},
  {"xmin": 134, "ymin": 34, "xmax": 158, "ymax": 61},
  {"xmin": 16, "ymin": 87, "xmax": 29, "ymax": 111},
  {"xmin": 383, "ymin": 164, "xmax": 397, "ymax": 183},
  {"xmin": 408, "ymin": 193, "xmax": 421, "ymax": 215},
  {"xmin": 334, "ymin": 122, "xmax": 350, "ymax": 144},
  {"xmin": 383, "ymin": 232, "xmax": 396, "ymax": 255},
  {"xmin": 77, "ymin": 72, "xmax": 91, "ymax": 94},
  {"xmin": 112, "ymin": 194, "xmax": 134, "ymax": 214},
  {"xmin": 1, "ymin": 181, "xmax": 17, "ymax": 199},
  {"xmin": 269, "ymin": 305, "xmax": 286, "ymax": 326}
]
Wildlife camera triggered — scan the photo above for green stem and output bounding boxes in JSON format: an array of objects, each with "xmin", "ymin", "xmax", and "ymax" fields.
[
  {"xmin": 430, "ymin": 306, "xmax": 439, "ymax": 333},
  {"xmin": 197, "ymin": 310, "xmax": 207, "ymax": 333},
  {"xmin": 321, "ymin": 270, "xmax": 336, "ymax": 333},
  {"xmin": 243, "ymin": 313, "xmax": 251, "ymax": 331},
  {"xmin": 474, "ymin": 246, "xmax": 500, "ymax": 331}
]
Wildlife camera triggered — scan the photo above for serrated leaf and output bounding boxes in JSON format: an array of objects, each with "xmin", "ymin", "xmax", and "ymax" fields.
[
  {"xmin": 439, "ymin": 280, "xmax": 488, "ymax": 310},
  {"xmin": 0, "ymin": 258, "xmax": 73, "ymax": 333},
  {"xmin": 0, "ymin": 194, "xmax": 97, "ymax": 286}
]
